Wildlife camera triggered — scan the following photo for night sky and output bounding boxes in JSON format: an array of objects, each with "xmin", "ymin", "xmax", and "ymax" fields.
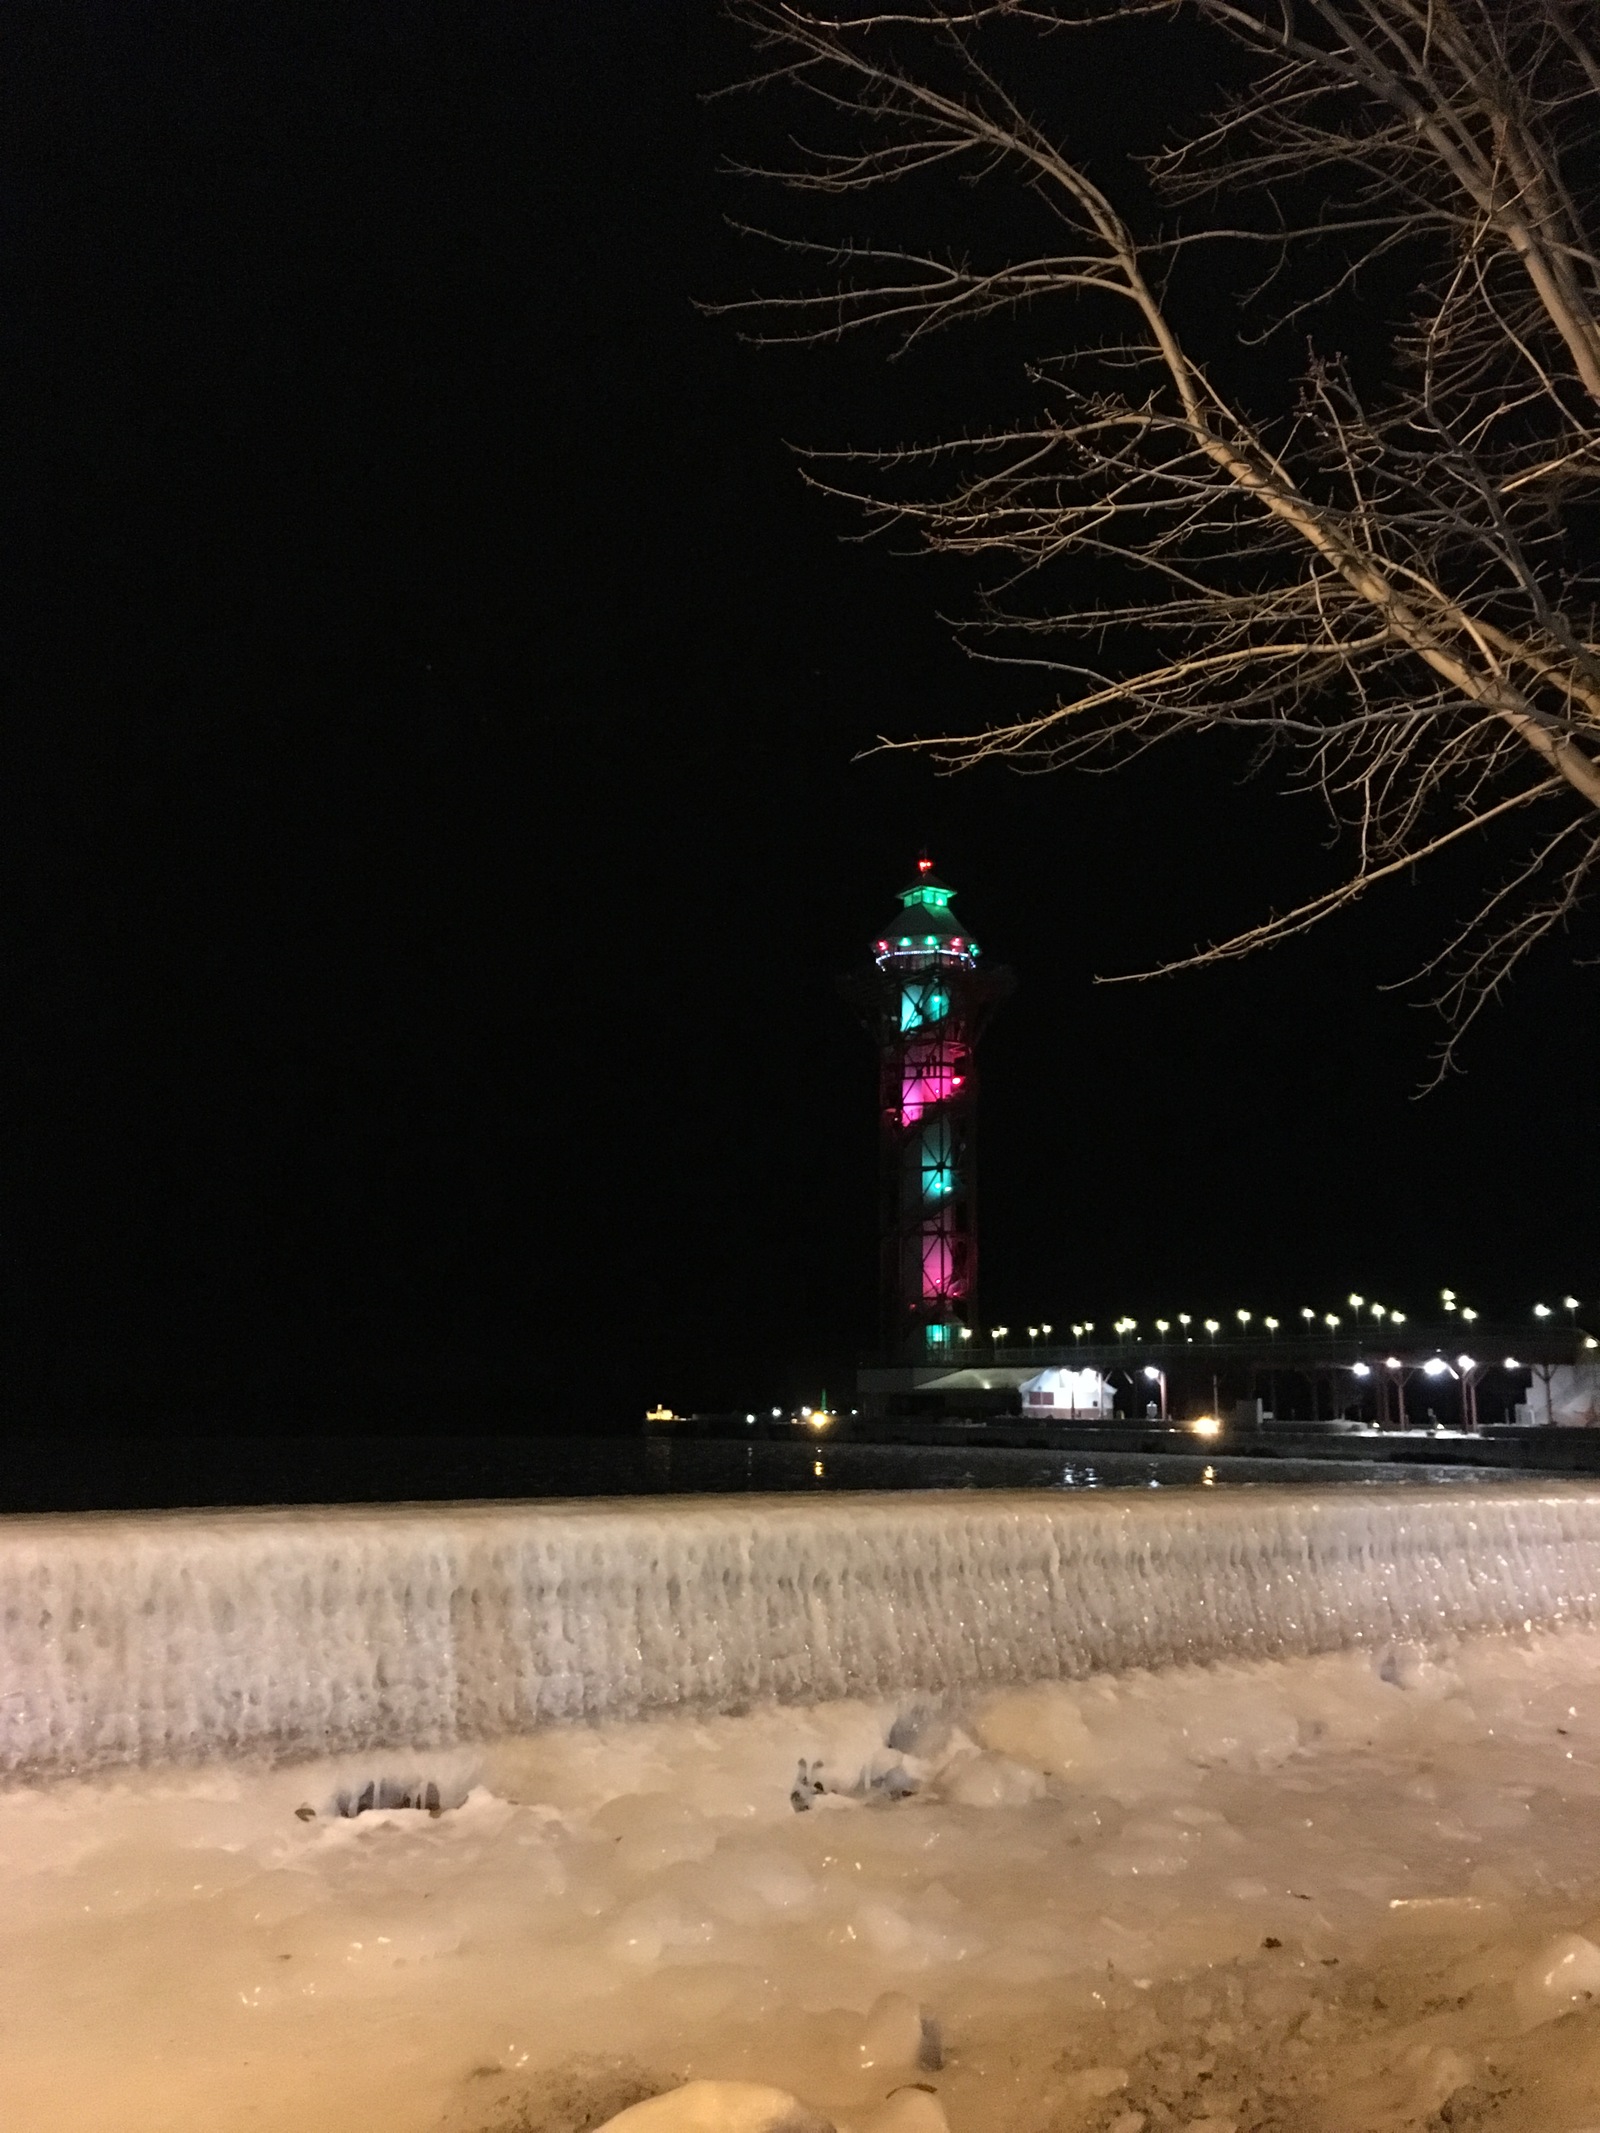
[{"xmin": 5, "ymin": 0, "xmax": 1597, "ymax": 1432}]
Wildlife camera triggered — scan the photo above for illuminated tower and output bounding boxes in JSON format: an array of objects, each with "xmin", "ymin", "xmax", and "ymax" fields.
[{"xmin": 846, "ymin": 858, "xmax": 1013, "ymax": 1360}]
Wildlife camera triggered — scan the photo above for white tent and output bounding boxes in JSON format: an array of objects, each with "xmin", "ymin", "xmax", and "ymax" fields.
[{"xmin": 1019, "ymin": 1366, "xmax": 1115, "ymax": 1418}]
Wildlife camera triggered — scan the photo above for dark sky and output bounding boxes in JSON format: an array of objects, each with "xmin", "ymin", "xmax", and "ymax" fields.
[{"xmin": 4, "ymin": 0, "xmax": 1596, "ymax": 1430}]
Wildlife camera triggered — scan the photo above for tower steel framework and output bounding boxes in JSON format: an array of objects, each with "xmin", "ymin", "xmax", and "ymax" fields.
[{"xmin": 845, "ymin": 859, "xmax": 1013, "ymax": 1360}]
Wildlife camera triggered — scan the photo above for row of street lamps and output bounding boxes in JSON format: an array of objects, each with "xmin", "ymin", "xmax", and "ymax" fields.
[{"xmin": 974, "ymin": 1290, "xmax": 1593, "ymax": 1348}]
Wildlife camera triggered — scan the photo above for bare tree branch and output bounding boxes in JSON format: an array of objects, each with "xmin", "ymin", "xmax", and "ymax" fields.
[{"xmin": 718, "ymin": 0, "xmax": 1600, "ymax": 1056}]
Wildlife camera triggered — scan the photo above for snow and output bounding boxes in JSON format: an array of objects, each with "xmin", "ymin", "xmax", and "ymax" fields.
[{"xmin": 9, "ymin": 1489, "xmax": 1600, "ymax": 2129}]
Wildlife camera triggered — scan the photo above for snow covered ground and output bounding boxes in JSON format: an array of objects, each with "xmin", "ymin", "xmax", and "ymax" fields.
[{"xmin": 10, "ymin": 1629, "xmax": 1600, "ymax": 2132}]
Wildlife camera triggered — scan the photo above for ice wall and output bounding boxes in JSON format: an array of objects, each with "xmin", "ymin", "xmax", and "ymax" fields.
[{"xmin": 5, "ymin": 1486, "xmax": 1600, "ymax": 1778}]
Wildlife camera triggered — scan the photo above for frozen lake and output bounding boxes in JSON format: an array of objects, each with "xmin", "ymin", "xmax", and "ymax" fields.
[{"xmin": 0, "ymin": 1430, "xmax": 1535, "ymax": 1514}]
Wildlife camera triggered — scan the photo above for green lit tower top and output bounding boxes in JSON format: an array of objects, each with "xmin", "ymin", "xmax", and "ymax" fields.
[{"xmin": 845, "ymin": 857, "xmax": 1014, "ymax": 1359}]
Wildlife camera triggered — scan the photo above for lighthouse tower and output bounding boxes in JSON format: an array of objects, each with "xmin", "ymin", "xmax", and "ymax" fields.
[{"xmin": 846, "ymin": 858, "xmax": 1013, "ymax": 1360}]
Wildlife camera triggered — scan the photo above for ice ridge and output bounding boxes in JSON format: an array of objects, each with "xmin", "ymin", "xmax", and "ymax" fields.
[{"xmin": 4, "ymin": 1486, "xmax": 1600, "ymax": 1777}]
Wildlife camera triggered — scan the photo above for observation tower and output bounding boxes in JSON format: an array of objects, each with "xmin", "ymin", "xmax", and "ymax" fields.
[{"xmin": 846, "ymin": 857, "xmax": 1013, "ymax": 1360}]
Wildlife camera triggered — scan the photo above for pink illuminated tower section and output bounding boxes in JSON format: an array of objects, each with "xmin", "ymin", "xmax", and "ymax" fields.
[{"xmin": 846, "ymin": 858, "xmax": 1013, "ymax": 1360}]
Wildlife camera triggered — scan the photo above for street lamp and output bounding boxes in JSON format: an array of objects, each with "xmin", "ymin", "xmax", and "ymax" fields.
[
  {"xmin": 1348, "ymin": 1293, "xmax": 1364, "ymax": 1313},
  {"xmin": 1300, "ymin": 1307, "xmax": 1315, "ymax": 1328},
  {"xmin": 1236, "ymin": 1309, "xmax": 1252, "ymax": 1328},
  {"xmin": 1264, "ymin": 1315, "xmax": 1279, "ymax": 1335},
  {"xmin": 1455, "ymin": 1354, "xmax": 1482, "ymax": 1432},
  {"xmin": 1041, "ymin": 1323, "xmax": 1053, "ymax": 1341},
  {"xmin": 1390, "ymin": 1311, "xmax": 1407, "ymax": 1327},
  {"xmin": 1324, "ymin": 1312, "xmax": 1341, "ymax": 1329},
  {"xmin": 1142, "ymin": 1362, "xmax": 1168, "ymax": 1420},
  {"xmin": 1178, "ymin": 1313, "xmax": 1193, "ymax": 1340},
  {"xmin": 1204, "ymin": 1318, "xmax": 1220, "ymax": 1339},
  {"xmin": 1535, "ymin": 1303, "xmax": 1553, "ymax": 1320},
  {"xmin": 1385, "ymin": 1355, "xmax": 1408, "ymax": 1431},
  {"xmin": 1460, "ymin": 1307, "xmax": 1478, "ymax": 1324},
  {"xmin": 1564, "ymin": 1296, "xmax": 1581, "ymax": 1325},
  {"xmin": 1155, "ymin": 1318, "xmax": 1170, "ymax": 1334}
]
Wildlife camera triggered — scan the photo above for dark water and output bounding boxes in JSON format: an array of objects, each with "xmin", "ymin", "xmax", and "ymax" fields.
[{"xmin": 0, "ymin": 1433, "xmax": 1535, "ymax": 1514}]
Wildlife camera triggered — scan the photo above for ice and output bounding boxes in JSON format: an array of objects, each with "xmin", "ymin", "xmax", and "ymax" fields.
[
  {"xmin": 9, "ymin": 1488, "xmax": 1600, "ymax": 2127},
  {"xmin": 855, "ymin": 1990, "xmax": 942, "ymax": 2073},
  {"xmin": 597, "ymin": 2082, "xmax": 830, "ymax": 2133},
  {"xmin": 7, "ymin": 1484, "xmax": 1600, "ymax": 1777},
  {"xmin": 857, "ymin": 2090, "xmax": 950, "ymax": 2133},
  {"xmin": 938, "ymin": 1751, "xmax": 1043, "ymax": 1809},
  {"xmin": 1514, "ymin": 1931, "xmax": 1600, "ymax": 2026},
  {"xmin": 7, "ymin": 1631, "xmax": 1600, "ymax": 2127}
]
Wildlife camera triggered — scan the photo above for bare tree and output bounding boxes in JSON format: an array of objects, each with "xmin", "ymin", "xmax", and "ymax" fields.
[{"xmin": 718, "ymin": 0, "xmax": 1600, "ymax": 1068}]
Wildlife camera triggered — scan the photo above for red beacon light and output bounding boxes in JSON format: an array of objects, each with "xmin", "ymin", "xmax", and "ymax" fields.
[{"xmin": 917, "ymin": 855, "xmax": 933, "ymax": 874}]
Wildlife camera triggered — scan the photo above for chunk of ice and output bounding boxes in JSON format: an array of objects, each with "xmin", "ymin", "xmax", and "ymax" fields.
[
  {"xmin": 857, "ymin": 2090, "xmax": 948, "ymax": 2133},
  {"xmin": 1514, "ymin": 1933, "xmax": 1600, "ymax": 2027},
  {"xmin": 940, "ymin": 1753, "xmax": 1044, "ymax": 1809},
  {"xmin": 856, "ymin": 1992, "xmax": 942, "ymax": 2074},
  {"xmin": 596, "ymin": 2083, "xmax": 832, "ymax": 2133}
]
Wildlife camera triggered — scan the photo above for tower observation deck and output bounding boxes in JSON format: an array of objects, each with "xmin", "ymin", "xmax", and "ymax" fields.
[{"xmin": 845, "ymin": 858, "xmax": 1014, "ymax": 1361}]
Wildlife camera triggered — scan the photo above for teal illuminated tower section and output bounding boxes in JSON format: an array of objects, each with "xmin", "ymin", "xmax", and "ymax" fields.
[{"xmin": 849, "ymin": 859, "xmax": 1013, "ymax": 1360}]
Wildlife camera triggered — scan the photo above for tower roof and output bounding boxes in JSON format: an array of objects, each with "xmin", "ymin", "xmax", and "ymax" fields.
[
  {"xmin": 899, "ymin": 860, "xmax": 955, "ymax": 899},
  {"xmin": 873, "ymin": 855, "xmax": 979, "ymax": 960}
]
